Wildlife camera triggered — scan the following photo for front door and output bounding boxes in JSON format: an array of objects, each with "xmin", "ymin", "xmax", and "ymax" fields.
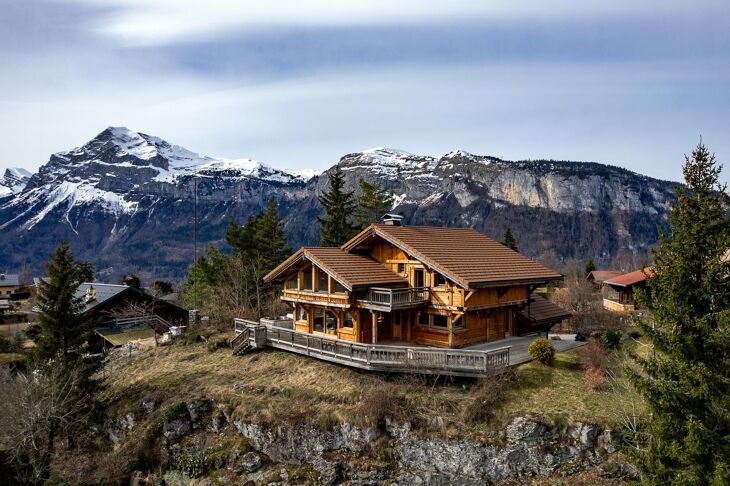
[{"xmin": 392, "ymin": 311, "xmax": 402, "ymax": 340}]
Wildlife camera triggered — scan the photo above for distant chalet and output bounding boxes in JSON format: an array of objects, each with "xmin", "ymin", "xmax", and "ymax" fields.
[{"xmin": 264, "ymin": 221, "xmax": 569, "ymax": 348}]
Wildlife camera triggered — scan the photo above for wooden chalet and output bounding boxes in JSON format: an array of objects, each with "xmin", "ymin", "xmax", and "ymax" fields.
[
  {"xmin": 263, "ymin": 219, "xmax": 567, "ymax": 350},
  {"xmin": 602, "ymin": 268, "xmax": 653, "ymax": 312},
  {"xmin": 0, "ymin": 273, "xmax": 20, "ymax": 296}
]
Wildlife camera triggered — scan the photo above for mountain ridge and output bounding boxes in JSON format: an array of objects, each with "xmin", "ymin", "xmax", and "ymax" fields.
[{"xmin": 0, "ymin": 127, "xmax": 677, "ymax": 281}]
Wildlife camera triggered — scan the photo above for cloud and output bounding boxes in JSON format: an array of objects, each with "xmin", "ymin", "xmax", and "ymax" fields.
[{"xmin": 61, "ymin": 0, "xmax": 725, "ymax": 46}]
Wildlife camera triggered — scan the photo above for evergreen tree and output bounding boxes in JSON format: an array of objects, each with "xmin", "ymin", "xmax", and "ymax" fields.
[
  {"xmin": 121, "ymin": 273, "xmax": 141, "ymax": 289},
  {"xmin": 354, "ymin": 178, "xmax": 394, "ymax": 229},
  {"xmin": 253, "ymin": 198, "xmax": 292, "ymax": 272},
  {"xmin": 585, "ymin": 257, "xmax": 596, "ymax": 276},
  {"xmin": 318, "ymin": 165, "xmax": 357, "ymax": 246},
  {"xmin": 225, "ymin": 213, "xmax": 260, "ymax": 260},
  {"xmin": 33, "ymin": 243, "xmax": 95, "ymax": 365},
  {"xmin": 630, "ymin": 142, "xmax": 730, "ymax": 485},
  {"xmin": 503, "ymin": 228, "xmax": 518, "ymax": 251}
]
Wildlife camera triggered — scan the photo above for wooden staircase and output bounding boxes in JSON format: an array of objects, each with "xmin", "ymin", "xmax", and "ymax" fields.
[{"xmin": 231, "ymin": 327, "xmax": 252, "ymax": 356}]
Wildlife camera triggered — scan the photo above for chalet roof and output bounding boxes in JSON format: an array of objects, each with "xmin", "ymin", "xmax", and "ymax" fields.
[
  {"xmin": 263, "ymin": 247, "xmax": 407, "ymax": 291},
  {"xmin": 342, "ymin": 225, "xmax": 562, "ymax": 289},
  {"xmin": 587, "ymin": 270, "xmax": 623, "ymax": 283},
  {"xmin": 75, "ymin": 283, "xmax": 131, "ymax": 313},
  {"xmin": 0, "ymin": 274, "xmax": 19, "ymax": 287},
  {"xmin": 603, "ymin": 268, "xmax": 654, "ymax": 288},
  {"xmin": 518, "ymin": 294, "xmax": 571, "ymax": 325}
]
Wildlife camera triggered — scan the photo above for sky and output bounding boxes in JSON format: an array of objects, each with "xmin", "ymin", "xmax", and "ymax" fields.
[{"xmin": 1, "ymin": 0, "xmax": 729, "ymax": 183}]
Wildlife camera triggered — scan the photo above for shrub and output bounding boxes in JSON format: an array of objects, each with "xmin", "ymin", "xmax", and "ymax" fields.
[
  {"xmin": 359, "ymin": 381, "xmax": 406, "ymax": 430},
  {"xmin": 576, "ymin": 338, "xmax": 609, "ymax": 370},
  {"xmin": 173, "ymin": 451, "xmax": 204, "ymax": 478},
  {"xmin": 151, "ymin": 402, "xmax": 189, "ymax": 435},
  {"xmin": 527, "ymin": 337, "xmax": 555, "ymax": 366},
  {"xmin": 594, "ymin": 329, "xmax": 622, "ymax": 349},
  {"xmin": 462, "ymin": 372, "xmax": 513, "ymax": 425},
  {"xmin": 584, "ymin": 366, "xmax": 606, "ymax": 391}
]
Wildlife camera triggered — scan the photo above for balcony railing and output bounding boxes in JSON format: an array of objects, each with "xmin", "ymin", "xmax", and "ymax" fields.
[{"xmin": 357, "ymin": 287, "xmax": 429, "ymax": 311}]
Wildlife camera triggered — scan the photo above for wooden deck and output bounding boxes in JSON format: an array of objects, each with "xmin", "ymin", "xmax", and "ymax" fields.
[{"xmin": 233, "ymin": 320, "xmax": 585, "ymax": 377}]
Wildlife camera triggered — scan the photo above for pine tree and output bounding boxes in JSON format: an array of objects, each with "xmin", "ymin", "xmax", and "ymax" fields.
[
  {"xmin": 121, "ymin": 273, "xmax": 141, "ymax": 289},
  {"xmin": 318, "ymin": 165, "xmax": 357, "ymax": 247},
  {"xmin": 355, "ymin": 178, "xmax": 394, "ymax": 229},
  {"xmin": 585, "ymin": 257, "xmax": 596, "ymax": 276},
  {"xmin": 503, "ymin": 228, "xmax": 518, "ymax": 251},
  {"xmin": 629, "ymin": 142, "xmax": 730, "ymax": 485},
  {"xmin": 254, "ymin": 198, "xmax": 292, "ymax": 272},
  {"xmin": 33, "ymin": 243, "xmax": 95, "ymax": 365}
]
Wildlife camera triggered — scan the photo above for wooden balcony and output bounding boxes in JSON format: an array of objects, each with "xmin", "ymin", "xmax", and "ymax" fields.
[
  {"xmin": 281, "ymin": 289, "xmax": 350, "ymax": 308},
  {"xmin": 356, "ymin": 287, "xmax": 429, "ymax": 312},
  {"xmin": 603, "ymin": 298, "xmax": 636, "ymax": 312},
  {"xmin": 258, "ymin": 324, "xmax": 510, "ymax": 378}
]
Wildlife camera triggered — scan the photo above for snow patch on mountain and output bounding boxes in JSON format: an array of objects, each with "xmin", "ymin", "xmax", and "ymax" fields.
[{"xmin": 0, "ymin": 167, "xmax": 32, "ymax": 196}]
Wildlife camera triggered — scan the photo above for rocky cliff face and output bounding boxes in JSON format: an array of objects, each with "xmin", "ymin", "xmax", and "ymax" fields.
[
  {"xmin": 102, "ymin": 397, "xmax": 638, "ymax": 485},
  {"xmin": 0, "ymin": 129, "xmax": 677, "ymax": 281}
]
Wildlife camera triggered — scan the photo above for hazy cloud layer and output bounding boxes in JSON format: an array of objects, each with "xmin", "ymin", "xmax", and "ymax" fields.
[{"xmin": 1, "ymin": 0, "xmax": 729, "ymax": 183}]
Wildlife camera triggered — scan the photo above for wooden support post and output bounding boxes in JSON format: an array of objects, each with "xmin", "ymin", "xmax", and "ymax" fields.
[
  {"xmin": 371, "ymin": 311, "xmax": 377, "ymax": 344},
  {"xmin": 448, "ymin": 314, "xmax": 454, "ymax": 347}
]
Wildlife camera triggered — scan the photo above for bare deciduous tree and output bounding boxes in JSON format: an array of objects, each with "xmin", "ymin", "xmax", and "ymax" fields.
[{"xmin": 0, "ymin": 365, "xmax": 89, "ymax": 484}]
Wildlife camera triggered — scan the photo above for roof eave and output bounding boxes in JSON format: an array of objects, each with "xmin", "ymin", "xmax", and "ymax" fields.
[{"xmin": 467, "ymin": 275, "xmax": 563, "ymax": 289}]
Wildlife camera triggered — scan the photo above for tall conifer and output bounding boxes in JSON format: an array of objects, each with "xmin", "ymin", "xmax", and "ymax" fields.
[
  {"xmin": 355, "ymin": 178, "xmax": 394, "ymax": 229},
  {"xmin": 630, "ymin": 142, "xmax": 730, "ymax": 485},
  {"xmin": 318, "ymin": 165, "xmax": 357, "ymax": 246},
  {"xmin": 503, "ymin": 228, "xmax": 518, "ymax": 251}
]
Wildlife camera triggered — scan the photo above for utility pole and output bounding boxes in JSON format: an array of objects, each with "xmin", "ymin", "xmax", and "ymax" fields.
[{"xmin": 193, "ymin": 172, "xmax": 198, "ymax": 309}]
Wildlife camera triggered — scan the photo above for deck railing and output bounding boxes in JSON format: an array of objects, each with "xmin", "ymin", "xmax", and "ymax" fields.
[
  {"xmin": 262, "ymin": 324, "xmax": 509, "ymax": 377},
  {"xmin": 103, "ymin": 315, "xmax": 173, "ymax": 330},
  {"xmin": 358, "ymin": 287, "xmax": 429, "ymax": 311}
]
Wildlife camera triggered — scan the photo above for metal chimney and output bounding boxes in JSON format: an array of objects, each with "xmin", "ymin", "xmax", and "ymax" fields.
[{"xmin": 382, "ymin": 214, "xmax": 404, "ymax": 226}]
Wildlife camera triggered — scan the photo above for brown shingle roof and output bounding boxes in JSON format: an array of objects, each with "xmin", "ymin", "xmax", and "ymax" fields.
[
  {"xmin": 343, "ymin": 225, "xmax": 562, "ymax": 289},
  {"xmin": 263, "ymin": 247, "xmax": 407, "ymax": 291},
  {"xmin": 518, "ymin": 294, "xmax": 571, "ymax": 325}
]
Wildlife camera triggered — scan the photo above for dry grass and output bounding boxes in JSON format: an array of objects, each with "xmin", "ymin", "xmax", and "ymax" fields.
[{"xmin": 102, "ymin": 331, "xmax": 635, "ymax": 439}]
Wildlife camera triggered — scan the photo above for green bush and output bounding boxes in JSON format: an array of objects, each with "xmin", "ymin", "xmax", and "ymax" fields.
[
  {"xmin": 528, "ymin": 337, "xmax": 555, "ymax": 366},
  {"xmin": 594, "ymin": 329, "xmax": 622, "ymax": 349},
  {"xmin": 151, "ymin": 402, "xmax": 189, "ymax": 435},
  {"xmin": 173, "ymin": 452, "xmax": 205, "ymax": 478}
]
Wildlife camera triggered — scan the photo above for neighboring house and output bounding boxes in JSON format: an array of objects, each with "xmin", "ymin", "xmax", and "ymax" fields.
[
  {"xmin": 586, "ymin": 270, "xmax": 623, "ymax": 291},
  {"xmin": 602, "ymin": 268, "xmax": 653, "ymax": 312},
  {"xmin": 263, "ymin": 218, "xmax": 569, "ymax": 348},
  {"xmin": 34, "ymin": 281, "xmax": 190, "ymax": 348},
  {"xmin": 0, "ymin": 273, "xmax": 20, "ymax": 296}
]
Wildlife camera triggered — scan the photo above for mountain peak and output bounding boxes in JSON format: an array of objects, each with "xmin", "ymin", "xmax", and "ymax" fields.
[{"xmin": 0, "ymin": 167, "xmax": 32, "ymax": 197}]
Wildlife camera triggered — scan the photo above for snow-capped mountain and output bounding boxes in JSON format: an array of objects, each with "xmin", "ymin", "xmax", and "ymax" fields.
[
  {"xmin": 0, "ymin": 167, "xmax": 32, "ymax": 197},
  {"xmin": 0, "ymin": 128, "xmax": 678, "ymax": 282}
]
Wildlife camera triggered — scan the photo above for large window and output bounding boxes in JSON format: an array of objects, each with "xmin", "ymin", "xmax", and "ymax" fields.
[
  {"xmin": 313, "ymin": 308, "xmax": 325, "ymax": 332},
  {"xmin": 301, "ymin": 268, "xmax": 313, "ymax": 290},
  {"xmin": 325, "ymin": 311, "xmax": 337, "ymax": 335},
  {"xmin": 286, "ymin": 278, "xmax": 297, "ymax": 289},
  {"xmin": 333, "ymin": 280, "xmax": 347, "ymax": 293},
  {"xmin": 434, "ymin": 272, "xmax": 447, "ymax": 287},
  {"xmin": 432, "ymin": 314, "xmax": 448, "ymax": 328},
  {"xmin": 316, "ymin": 268, "xmax": 329, "ymax": 293},
  {"xmin": 343, "ymin": 312, "xmax": 354, "ymax": 328},
  {"xmin": 418, "ymin": 312, "xmax": 429, "ymax": 326},
  {"xmin": 413, "ymin": 268, "xmax": 425, "ymax": 287},
  {"xmin": 297, "ymin": 306, "xmax": 307, "ymax": 321}
]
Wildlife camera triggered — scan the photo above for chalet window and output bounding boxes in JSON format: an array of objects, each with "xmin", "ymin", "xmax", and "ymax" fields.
[
  {"xmin": 301, "ymin": 268, "xmax": 313, "ymax": 290},
  {"xmin": 297, "ymin": 306, "xmax": 307, "ymax": 321},
  {"xmin": 453, "ymin": 315, "xmax": 463, "ymax": 328},
  {"xmin": 333, "ymin": 280, "xmax": 346, "ymax": 293},
  {"xmin": 316, "ymin": 268, "xmax": 328, "ymax": 293},
  {"xmin": 313, "ymin": 308, "xmax": 325, "ymax": 332},
  {"xmin": 432, "ymin": 314, "xmax": 448, "ymax": 328},
  {"xmin": 286, "ymin": 278, "xmax": 297, "ymax": 289},
  {"xmin": 413, "ymin": 268, "xmax": 425, "ymax": 288},
  {"xmin": 397, "ymin": 263, "xmax": 405, "ymax": 274},
  {"xmin": 325, "ymin": 311, "xmax": 337, "ymax": 335},
  {"xmin": 434, "ymin": 273, "xmax": 447, "ymax": 287},
  {"xmin": 343, "ymin": 312, "xmax": 354, "ymax": 328},
  {"xmin": 418, "ymin": 311, "xmax": 429, "ymax": 326}
]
